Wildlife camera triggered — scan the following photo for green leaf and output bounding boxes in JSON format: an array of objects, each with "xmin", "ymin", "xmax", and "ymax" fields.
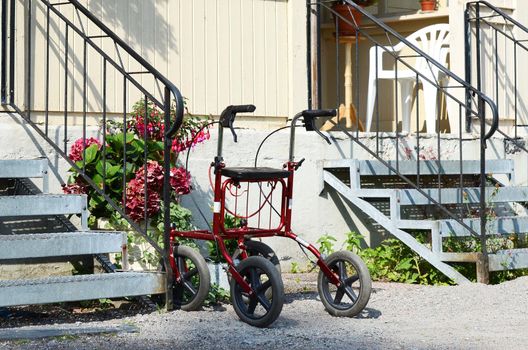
[
  {"xmin": 92, "ymin": 174, "xmax": 104, "ymax": 187},
  {"xmin": 107, "ymin": 165, "xmax": 121, "ymax": 178},
  {"xmin": 84, "ymin": 144, "xmax": 99, "ymax": 164},
  {"xmin": 395, "ymin": 258, "xmax": 413, "ymax": 271}
]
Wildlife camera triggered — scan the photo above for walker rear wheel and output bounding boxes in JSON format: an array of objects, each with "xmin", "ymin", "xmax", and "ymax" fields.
[
  {"xmin": 230, "ymin": 256, "xmax": 284, "ymax": 327},
  {"xmin": 171, "ymin": 245, "xmax": 210, "ymax": 311},
  {"xmin": 317, "ymin": 250, "xmax": 371, "ymax": 317}
]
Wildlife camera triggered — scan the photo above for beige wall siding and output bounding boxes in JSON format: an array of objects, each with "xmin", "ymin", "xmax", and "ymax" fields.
[{"xmin": 25, "ymin": 0, "xmax": 295, "ymax": 120}]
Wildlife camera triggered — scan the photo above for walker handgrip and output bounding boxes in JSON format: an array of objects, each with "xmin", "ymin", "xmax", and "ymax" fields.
[
  {"xmin": 301, "ymin": 109, "xmax": 336, "ymax": 132},
  {"xmin": 301, "ymin": 109, "xmax": 335, "ymax": 145},
  {"xmin": 301, "ymin": 109, "xmax": 337, "ymax": 120},
  {"xmin": 219, "ymin": 104, "xmax": 256, "ymax": 143},
  {"xmin": 219, "ymin": 105, "xmax": 256, "ymax": 127}
]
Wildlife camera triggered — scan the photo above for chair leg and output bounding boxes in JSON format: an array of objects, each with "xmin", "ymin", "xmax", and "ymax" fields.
[
  {"xmin": 399, "ymin": 80, "xmax": 414, "ymax": 132},
  {"xmin": 423, "ymin": 81, "xmax": 439, "ymax": 134},
  {"xmin": 365, "ymin": 76, "xmax": 377, "ymax": 132}
]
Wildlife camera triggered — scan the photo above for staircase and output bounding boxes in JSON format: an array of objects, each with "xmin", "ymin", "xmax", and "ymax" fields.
[
  {"xmin": 0, "ymin": 158, "xmax": 165, "ymax": 307},
  {"xmin": 323, "ymin": 159, "xmax": 528, "ymax": 283},
  {"xmin": 305, "ymin": 0, "xmax": 528, "ymax": 283},
  {"xmin": 0, "ymin": 0, "xmax": 183, "ymax": 308}
]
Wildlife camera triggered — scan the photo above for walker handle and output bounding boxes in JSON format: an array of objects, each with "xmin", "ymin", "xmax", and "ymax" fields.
[
  {"xmin": 301, "ymin": 109, "xmax": 336, "ymax": 144},
  {"xmin": 219, "ymin": 104, "xmax": 256, "ymax": 142}
]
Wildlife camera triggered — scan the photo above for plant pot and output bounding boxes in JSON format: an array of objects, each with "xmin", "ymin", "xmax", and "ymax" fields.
[
  {"xmin": 420, "ymin": 1, "xmax": 437, "ymax": 12},
  {"xmin": 332, "ymin": 3, "xmax": 363, "ymax": 36},
  {"xmin": 97, "ymin": 217, "xmax": 160, "ymax": 271},
  {"xmin": 208, "ymin": 262, "xmax": 230, "ymax": 290}
]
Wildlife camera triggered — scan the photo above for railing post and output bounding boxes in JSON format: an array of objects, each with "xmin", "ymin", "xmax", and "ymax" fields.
[
  {"xmin": 464, "ymin": 5, "xmax": 472, "ymax": 132},
  {"xmin": 1, "ymin": 0, "xmax": 7, "ymax": 104},
  {"xmin": 25, "ymin": 0, "xmax": 31, "ymax": 115},
  {"xmin": 8, "ymin": 0, "xmax": 14, "ymax": 105},
  {"xmin": 163, "ymin": 86, "xmax": 174, "ymax": 310},
  {"xmin": 478, "ymin": 96, "xmax": 490, "ymax": 284}
]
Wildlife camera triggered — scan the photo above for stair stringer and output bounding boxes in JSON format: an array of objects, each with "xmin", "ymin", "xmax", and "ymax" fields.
[{"xmin": 323, "ymin": 170, "xmax": 470, "ymax": 284}]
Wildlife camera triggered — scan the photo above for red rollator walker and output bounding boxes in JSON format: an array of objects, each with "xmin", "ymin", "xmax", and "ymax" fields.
[{"xmin": 169, "ymin": 105, "xmax": 372, "ymax": 327}]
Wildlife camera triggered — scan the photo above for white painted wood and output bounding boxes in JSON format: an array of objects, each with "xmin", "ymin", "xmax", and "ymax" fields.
[
  {"xmin": 324, "ymin": 170, "xmax": 470, "ymax": 284},
  {"xmin": 19, "ymin": 0, "xmax": 291, "ymax": 119}
]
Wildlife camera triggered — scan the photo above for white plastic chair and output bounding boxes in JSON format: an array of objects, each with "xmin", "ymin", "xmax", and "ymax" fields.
[{"xmin": 365, "ymin": 24, "xmax": 450, "ymax": 133}]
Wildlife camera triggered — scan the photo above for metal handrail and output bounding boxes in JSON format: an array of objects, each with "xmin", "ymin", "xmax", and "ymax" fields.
[
  {"xmin": 467, "ymin": 1, "xmax": 528, "ymax": 34},
  {"xmin": 466, "ymin": 1, "xmax": 528, "ymax": 152}
]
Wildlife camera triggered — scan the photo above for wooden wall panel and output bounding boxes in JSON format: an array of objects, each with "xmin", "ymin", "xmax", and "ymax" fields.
[{"xmin": 21, "ymin": 0, "xmax": 290, "ymax": 119}]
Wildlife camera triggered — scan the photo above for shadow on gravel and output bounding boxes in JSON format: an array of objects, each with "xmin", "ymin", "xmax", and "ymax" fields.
[
  {"xmin": 0, "ymin": 302, "xmax": 150, "ymax": 329},
  {"xmin": 284, "ymin": 292, "xmax": 382, "ymax": 319}
]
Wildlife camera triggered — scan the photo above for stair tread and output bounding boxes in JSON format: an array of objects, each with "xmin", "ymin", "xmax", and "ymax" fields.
[
  {"xmin": 0, "ymin": 158, "xmax": 48, "ymax": 179},
  {"xmin": 493, "ymin": 248, "xmax": 528, "ymax": 254},
  {"xmin": 0, "ymin": 231, "xmax": 126, "ymax": 259},
  {"xmin": 0, "ymin": 272, "xmax": 166, "ymax": 307},
  {"xmin": 396, "ymin": 186, "xmax": 528, "ymax": 205},
  {"xmin": 438, "ymin": 216, "xmax": 528, "ymax": 237},
  {"xmin": 0, "ymin": 194, "xmax": 86, "ymax": 217},
  {"xmin": 489, "ymin": 248, "xmax": 528, "ymax": 271},
  {"xmin": 324, "ymin": 159, "xmax": 514, "ymax": 176},
  {"xmin": 0, "ymin": 231, "xmax": 123, "ymax": 241},
  {"xmin": 0, "ymin": 272, "xmax": 160, "ymax": 288}
]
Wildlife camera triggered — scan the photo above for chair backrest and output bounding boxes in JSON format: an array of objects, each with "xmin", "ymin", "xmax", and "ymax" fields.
[{"xmin": 403, "ymin": 23, "xmax": 450, "ymax": 76}]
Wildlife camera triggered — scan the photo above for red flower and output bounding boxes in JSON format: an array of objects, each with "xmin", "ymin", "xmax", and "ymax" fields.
[
  {"xmin": 62, "ymin": 179, "xmax": 88, "ymax": 194},
  {"xmin": 69, "ymin": 137, "xmax": 101, "ymax": 162},
  {"xmin": 170, "ymin": 167, "xmax": 191, "ymax": 195},
  {"xmin": 136, "ymin": 161, "xmax": 164, "ymax": 192},
  {"xmin": 125, "ymin": 178, "xmax": 161, "ymax": 222}
]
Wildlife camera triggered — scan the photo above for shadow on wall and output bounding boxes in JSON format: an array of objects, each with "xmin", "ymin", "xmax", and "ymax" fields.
[
  {"xmin": 27, "ymin": 0, "xmax": 178, "ymax": 114},
  {"xmin": 92, "ymin": 0, "xmax": 178, "ymax": 57}
]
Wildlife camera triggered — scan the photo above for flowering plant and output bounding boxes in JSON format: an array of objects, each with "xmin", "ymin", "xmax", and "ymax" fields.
[{"xmin": 63, "ymin": 99, "xmax": 209, "ymax": 231}]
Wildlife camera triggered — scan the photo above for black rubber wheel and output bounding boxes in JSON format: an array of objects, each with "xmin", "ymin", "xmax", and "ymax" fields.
[
  {"xmin": 317, "ymin": 250, "xmax": 371, "ymax": 317},
  {"xmin": 230, "ymin": 256, "xmax": 284, "ymax": 328},
  {"xmin": 244, "ymin": 240, "xmax": 281, "ymax": 273},
  {"xmin": 169, "ymin": 245, "xmax": 210, "ymax": 311}
]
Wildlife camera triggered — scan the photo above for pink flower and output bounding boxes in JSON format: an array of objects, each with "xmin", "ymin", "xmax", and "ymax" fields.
[
  {"xmin": 171, "ymin": 127, "xmax": 210, "ymax": 154},
  {"xmin": 132, "ymin": 114, "xmax": 165, "ymax": 140},
  {"xmin": 171, "ymin": 138, "xmax": 187, "ymax": 153},
  {"xmin": 69, "ymin": 137, "xmax": 101, "ymax": 162},
  {"xmin": 170, "ymin": 167, "xmax": 192, "ymax": 195}
]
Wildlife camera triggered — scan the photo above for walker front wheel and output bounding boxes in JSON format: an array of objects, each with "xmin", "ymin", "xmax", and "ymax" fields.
[
  {"xmin": 230, "ymin": 256, "xmax": 284, "ymax": 328},
  {"xmin": 244, "ymin": 240, "xmax": 281, "ymax": 272},
  {"xmin": 317, "ymin": 250, "xmax": 371, "ymax": 317}
]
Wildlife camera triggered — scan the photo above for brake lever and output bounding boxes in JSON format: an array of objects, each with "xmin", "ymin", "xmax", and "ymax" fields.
[
  {"xmin": 229, "ymin": 121, "xmax": 238, "ymax": 143},
  {"xmin": 304, "ymin": 115, "xmax": 332, "ymax": 145},
  {"xmin": 315, "ymin": 128, "xmax": 331, "ymax": 145},
  {"xmin": 294, "ymin": 157, "xmax": 306, "ymax": 170}
]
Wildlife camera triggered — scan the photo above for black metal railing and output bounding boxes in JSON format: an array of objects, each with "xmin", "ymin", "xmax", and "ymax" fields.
[
  {"xmin": 466, "ymin": 1, "xmax": 528, "ymax": 153},
  {"xmin": 309, "ymin": 0, "xmax": 500, "ymax": 282},
  {"xmin": 0, "ymin": 0, "xmax": 184, "ymax": 307}
]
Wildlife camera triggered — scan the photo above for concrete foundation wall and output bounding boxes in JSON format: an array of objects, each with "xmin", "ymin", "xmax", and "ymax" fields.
[{"xmin": 3, "ymin": 112, "xmax": 528, "ymax": 268}]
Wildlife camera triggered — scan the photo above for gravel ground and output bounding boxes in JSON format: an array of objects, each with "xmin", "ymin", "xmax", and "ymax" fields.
[{"xmin": 0, "ymin": 273, "xmax": 527, "ymax": 350}]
